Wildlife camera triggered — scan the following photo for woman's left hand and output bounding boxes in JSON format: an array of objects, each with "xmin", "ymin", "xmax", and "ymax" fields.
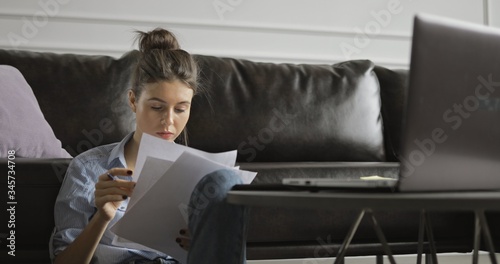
[{"xmin": 175, "ymin": 228, "xmax": 190, "ymax": 251}]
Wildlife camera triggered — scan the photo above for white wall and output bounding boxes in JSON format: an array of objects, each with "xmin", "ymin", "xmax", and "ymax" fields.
[{"xmin": 0, "ymin": 0, "xmax": 498, "ymax": 68}]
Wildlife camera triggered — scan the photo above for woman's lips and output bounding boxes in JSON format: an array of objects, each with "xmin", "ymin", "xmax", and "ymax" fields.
[{"xmin": 157, "ymin": 131, "xmax": 174, "ymax": 139}]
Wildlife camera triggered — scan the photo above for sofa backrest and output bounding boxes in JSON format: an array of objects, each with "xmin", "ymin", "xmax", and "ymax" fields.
[{"xmin": 0, "ymin": 49, "xmax": 408, "ymax": 162}]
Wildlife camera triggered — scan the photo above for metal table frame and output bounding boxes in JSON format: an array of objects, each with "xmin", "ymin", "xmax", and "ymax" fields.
[{"xmin": 227, "ymin": 190, "xmax": 500, "ymax": 264}]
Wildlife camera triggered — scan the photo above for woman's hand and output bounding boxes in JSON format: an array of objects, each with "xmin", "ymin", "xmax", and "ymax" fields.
[
  {"xmin": 176, "ymin": 228, "xmax": 191, "ymax": 251},
  {"xmin": 94, "ymin": 168, "xmax": 135, "ymax": 222}
]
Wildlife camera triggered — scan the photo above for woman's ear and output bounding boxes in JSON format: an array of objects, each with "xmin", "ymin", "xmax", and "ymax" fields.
[{"xmin": 128, "ymin": 90, "xmax": 137, "ymax": 113}]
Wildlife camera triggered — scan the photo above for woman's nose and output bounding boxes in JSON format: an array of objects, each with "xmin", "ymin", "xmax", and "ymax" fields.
[{"xmin": 162, "ymin": 110, "xmax": 174, "ymax": 126}]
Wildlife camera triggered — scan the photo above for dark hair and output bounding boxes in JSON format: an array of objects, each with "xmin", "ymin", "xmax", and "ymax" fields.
[
  {"xmin": 132, "ymin": 28, "xmax": 199, "ymax": 145},
  {"xmin": 132, "ymin": 28, "xmax": 199, "ymax": 96}
]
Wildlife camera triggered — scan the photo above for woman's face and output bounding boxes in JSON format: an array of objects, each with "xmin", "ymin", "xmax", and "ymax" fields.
[{"xmin": 129, "ymin": 80, "xmax": 194, "ymax": 142}]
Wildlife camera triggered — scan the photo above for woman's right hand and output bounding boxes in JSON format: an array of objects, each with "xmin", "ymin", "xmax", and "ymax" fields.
[{"xmin": 94, "ymin": 168, "xmax": 135, "ymax": 222}]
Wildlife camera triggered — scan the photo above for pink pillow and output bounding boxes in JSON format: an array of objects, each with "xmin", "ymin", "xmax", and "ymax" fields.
[{"xmin": 0, "ymin": 65, "xmax": 71, "ymax": 158}]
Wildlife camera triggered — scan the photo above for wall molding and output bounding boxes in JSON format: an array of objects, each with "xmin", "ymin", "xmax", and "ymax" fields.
[
  {"xmin": 0, "ymin": 40, "xmax": 409, "ymax": 69},
  {"xmin": 0, "ymin": 11, "xmax": 412, "ymax": 40},
  {"xmin": 0, "ymin": 42, "xmax": 128, "ymax": 56},
  {"xmin": 0, "ymin": 7, "xmax": 411, "ymax": 68},
  {"xmin": 483, "ymin": 0, "xmax": 492, "ymax": 25}
]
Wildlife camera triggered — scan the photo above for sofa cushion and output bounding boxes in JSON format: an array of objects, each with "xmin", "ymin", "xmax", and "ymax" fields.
[
  {"xmin": 374, "ymin": 66, "xmax": 409, "ymax": 162},
  {"xmin": 189, "ymin": 57, "xmax": 386, "ymax": 162},
  {"xmin": 0, "ymin": 49, "xmax": 139, "ymax": 157},
  {"xmin": 0, "ymin": 65, "xmax": 71, "ymax": 158}
]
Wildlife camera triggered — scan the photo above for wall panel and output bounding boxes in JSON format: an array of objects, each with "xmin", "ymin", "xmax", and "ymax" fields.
[
  {"xmin": 490, "ymin": 0, "xmax": 500, "ymax": 27},
  {"xmin": 0, "ymin": 0, "xmax": 489, "ymax": 68}
]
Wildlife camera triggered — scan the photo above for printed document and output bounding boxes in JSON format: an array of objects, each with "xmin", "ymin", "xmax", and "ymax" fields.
[{"xmin": 110, "ymin": 134, "xmax": 256, "ymax": 262}]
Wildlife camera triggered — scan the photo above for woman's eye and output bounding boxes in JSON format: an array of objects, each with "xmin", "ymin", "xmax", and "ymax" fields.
[
  {"xmin": 151, "ymin": 106, "xmax": 163, "ymax": 111},
  {"xmin": 175, "ymin": 108, "xmax": 186, "ymax": 113}
]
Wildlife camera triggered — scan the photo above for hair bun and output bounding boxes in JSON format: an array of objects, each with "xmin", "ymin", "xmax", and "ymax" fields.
[{"xmin": 136, "ymin": 28, "xmax": 180, "ymax": 53}]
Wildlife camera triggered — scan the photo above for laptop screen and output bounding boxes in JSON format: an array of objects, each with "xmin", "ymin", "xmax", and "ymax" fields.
[{"xmin": 398, "ymin": 14, "xmax": 500, "ymax": 191}]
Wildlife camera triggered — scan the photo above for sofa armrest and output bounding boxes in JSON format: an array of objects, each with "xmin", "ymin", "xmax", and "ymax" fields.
[
  {"xmin": 0, "ymin": 158, "xmax": 71, "ymax": 183},
  {"xmin": 0, "ymin": 158, "xmax": 70, "ymax": 263}
]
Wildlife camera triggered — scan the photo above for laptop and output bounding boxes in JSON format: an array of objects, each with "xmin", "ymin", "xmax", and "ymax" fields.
[{"xmin": 279, "ymin": 13, "xmax": 500, "ymax": 192}]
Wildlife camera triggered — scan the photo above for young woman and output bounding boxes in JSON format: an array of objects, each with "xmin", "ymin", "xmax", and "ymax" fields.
[{"xmin": 51, "ymin": 28, "xmax": 247, "ymax": 264}]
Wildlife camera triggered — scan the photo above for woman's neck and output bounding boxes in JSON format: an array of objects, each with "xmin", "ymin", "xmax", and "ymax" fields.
[{"xmin": 124, "ymin": 134, "xmax": 140, "ymax": 171}]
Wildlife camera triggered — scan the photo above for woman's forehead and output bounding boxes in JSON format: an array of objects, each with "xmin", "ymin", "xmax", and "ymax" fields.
[{"xmin": 142, "ymin": 80, "xmax": 193, "ymax": 103}]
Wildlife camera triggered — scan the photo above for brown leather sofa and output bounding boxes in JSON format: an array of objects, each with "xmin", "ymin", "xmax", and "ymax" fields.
[{"xmin": 0, "ymin": 48, "xmax": 497, "ymax": 263}]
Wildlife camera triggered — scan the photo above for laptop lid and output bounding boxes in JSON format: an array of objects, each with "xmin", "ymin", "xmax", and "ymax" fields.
[{"xmin": 398, "ymin": 14, "xmax": 500, "ymax": 191}]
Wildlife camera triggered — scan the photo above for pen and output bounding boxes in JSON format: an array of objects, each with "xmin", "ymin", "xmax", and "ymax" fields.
[{"xmin": 107, "ymin": 173, "xmax": 117, "ymax": 181}]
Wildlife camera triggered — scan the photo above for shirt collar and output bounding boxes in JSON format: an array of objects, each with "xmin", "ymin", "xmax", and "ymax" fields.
[{"xmin": 107, "ymin": 132, "xmax": 135, "ymax": 168}]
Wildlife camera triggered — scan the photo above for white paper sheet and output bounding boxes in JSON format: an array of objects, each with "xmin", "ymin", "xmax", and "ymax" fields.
[
  {"xmin": 110, "ymin": 134, "xmax": 257, "ymax": 263},
  {"xmin": 109, "ymin": 157, "xmax": 175, "ymax": 252},
  {"xmin": 129, "ymin": 134, "xmax": 238, "ymax": 210}
]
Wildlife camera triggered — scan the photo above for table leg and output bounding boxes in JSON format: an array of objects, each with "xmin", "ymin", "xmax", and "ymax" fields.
[
  {"xmin": 473, "ymin": 213, "xmax": 481, "ymax": 264},
  {"xmin": 333, "ymin": 210, "xmax": 366, "ymax": 264},
  {"xmin": 424, "ymin": 212, "xmax": 438, "ymax": 264},
  {"xmin": 476, "ymin": 210, "xmax": 498, "ymax": 264},
  {"xmin": 367, "ymin": 209, "xmax": 396, "ymax": 264},
  {"xmin": 417, "ymin": 210, "xmax": 426, "ymax": 264}
]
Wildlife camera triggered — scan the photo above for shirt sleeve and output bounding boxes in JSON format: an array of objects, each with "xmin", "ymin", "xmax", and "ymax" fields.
[{"xmin": 51, "ymin": 156, "xmax": 99, "ymax": 257}]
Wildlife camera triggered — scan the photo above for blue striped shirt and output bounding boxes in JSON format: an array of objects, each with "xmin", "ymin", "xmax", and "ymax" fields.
[{"xmin": 50, "ymin": 133, "xmax": 171, "ymax": 263}]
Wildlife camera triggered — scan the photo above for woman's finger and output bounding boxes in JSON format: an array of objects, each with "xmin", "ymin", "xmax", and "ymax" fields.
[
  {"xmin": 95, "ymin": 187, "xmax": 132, "ymax": 198},
  {"xmin": 175, "ymin": 237, "xmax": 191, "ymax": 251},
  {"xmin": 98, "ymin": 194, "xmax": 128, "ymax": 202},
  {"xmin": 95, "ymin": 194, "xmax": 128, "ymax": 206},
  {"xmin": 109, "ymin": 168, "xmax": 134, "ymax": 178},
  {"xmin": 96, "ymin": 169, "xmax": 135, "ymax": 191},
  {"xmin": 96, "ymin": 179, "xmax": 135, "ymax": 190},
  {"xmin": 98, "ymin": 168, "xmax": 133, "ymax": 182},
  {"xmin": 179, "ymin": 228, "xmax": 190, "ymax": 237}
]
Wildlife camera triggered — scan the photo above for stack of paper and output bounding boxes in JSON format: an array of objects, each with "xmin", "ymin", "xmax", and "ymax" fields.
[{"xmin": 110, "ymin": 134, "xmax": 257, "ymax": 262}]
